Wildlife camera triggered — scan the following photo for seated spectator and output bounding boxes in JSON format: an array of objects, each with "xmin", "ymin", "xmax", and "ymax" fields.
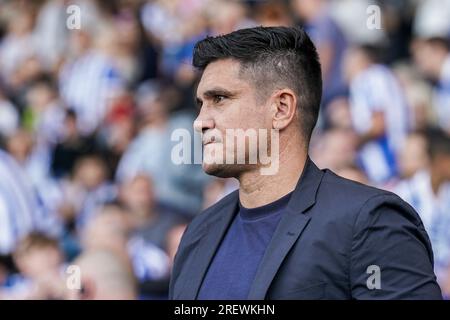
[
  {"xmin": 397, "ymin": 132, "xmax": 429, "ymax": 179},
  {"xmin": 118, "ymin": 174, "xmax": 186, "ymax": 250},
  {"xmin": 50, "ymin": 109, "xmax": 98, "ymax": 178},
  {"xmin": 411, "ymin": 37, "xmax": 450, "ymax": 134},
  {"xmin": 343, "ymin": 44, "xmax": 411, "ymax": 185},
  {"xmin": 395, "ymin": 128, "xmax": 450, "ymax": 289},
  {"xmin": 291, "ymin": 0, "xmax": 347, "ymax": 105},
  {"xmin": 80, "ymin": 203, "xmax": 170, "ymax": 299},
  {"xmin": 310, "ymin": 128, "xmax": 358, "ymax": 172},
  {"xmin": 0, "ymin": 232, "xmax": 66, "ymax": 300},
  {"xmin": 0, "ymin": 149, "xmax": 55, "ymax": 257},
  {"xmin": 70, "ymin": 249, "xmax": 137, "ymax": 300}
]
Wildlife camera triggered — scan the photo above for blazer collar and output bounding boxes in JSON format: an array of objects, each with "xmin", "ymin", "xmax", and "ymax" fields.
[
  {"xmin": 247, "ymin": 157, "xmax": 325, "ymax": 299},
  {"xmin": 286, "ymin": 156, "xmax": 325, "ymax": 215},
  {"xmin": 178, "ymin": 156, "xmax": 324, "ymax": 299},
  {"xmin": 176, "ymin": 192, "xmax": 239, "ymax": 299}
]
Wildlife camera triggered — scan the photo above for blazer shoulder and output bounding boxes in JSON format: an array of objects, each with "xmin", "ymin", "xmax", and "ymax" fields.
[
  {"xmin": 319, "ymin": 169, "xmax": 422, "ymax": 221},
  {"xmin": 321, "ymin": 169, "xmax": 395, "ymax": 202}
]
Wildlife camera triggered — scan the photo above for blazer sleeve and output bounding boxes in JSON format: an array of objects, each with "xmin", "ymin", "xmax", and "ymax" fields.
[{"xmin": 350, "ymin": 193, "xmax": 443, "ymax": 299}]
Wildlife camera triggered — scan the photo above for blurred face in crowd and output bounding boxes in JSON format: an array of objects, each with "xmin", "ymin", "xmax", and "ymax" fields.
[
  {"xmin": 69, "ymin": 30, "xmax": 92, "ymax": 56},
  {"xmin": 6, "ymin": 129, "xmax": 33, "ymax": 164},
  {"xmin": 207, "ymin": 0, "xmax": 246, "ymax": 35},
  {"xmin": 311, "ymin": 129, "xmax": 357, "ymax": 171},
  {"xmin": 325, "ymin": 96, "xmax": 353, "ymax": 130},
  {"xmin": 432, "ymin": 153, "xmax": 450, "ymax": 181},
  {"xmin": 411, "ymin": 39, "xmax": 449, "ymax": 80},
  {"xmin": 343, "ymin": 47, "xmax": 371, "ymax": 82},
  {"xmin": 71, "ymin": 250, "xmax": 136, "ymax": 300},
  {"xmin": 8, "ymin": 11, "xmax": 34, "ymax": 36},
  {"xmin": 26, "ymin": 83, "xmax": 55, "ymax": 111},
  {"xmin": 14, "ymin": 245, "xmax": 62, "ymax": 280},
  {"xmin": 82, "ymin": 206, "xmax": 130, "ymax": 253},
  {"xmin": 291, "ymin": 0, "xmax": 324, "ymax": 22},
  {"xmin": 119, "ymin": 175, "xmax": 155, "ymax": 219},
  {"xmin": 194, "ymin": 59, "xmax": 276, "ymax": 178},
  {"xmin": 398, "ymin": 133, "xmax": 429, "ymax": 178},
  {"xmin": 74, "ymin": 157, "xmax": 108, "ymax": 190}
]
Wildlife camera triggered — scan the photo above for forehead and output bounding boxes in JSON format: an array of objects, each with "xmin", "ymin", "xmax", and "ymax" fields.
[{"xmin": 196, "ymin": 59, "xmax": 252, "ymax": 96}]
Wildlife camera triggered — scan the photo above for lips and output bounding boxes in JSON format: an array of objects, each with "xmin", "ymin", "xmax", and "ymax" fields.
[{"xmin": 203, "ymin": 135, "xmax": 217, "ymax": 146}]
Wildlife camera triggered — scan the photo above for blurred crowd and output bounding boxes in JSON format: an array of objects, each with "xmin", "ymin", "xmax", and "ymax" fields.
[{"xmin": 0, "ymin": 0, "xmax": 449, "ymax": 299}]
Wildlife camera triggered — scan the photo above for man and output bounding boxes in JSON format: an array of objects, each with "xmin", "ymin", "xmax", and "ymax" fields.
[
  {"xmin": 395, "ymin": 128, "xmax": 450, "ymax": 293},
  {"xmin": 169, "ymin": 26, "xmax": 442, "ymax": 300},
  {"xmin": 343, "ymin": 45, "xmax": 410, "ymax": 185},
  {"xmin": 0, "ymin": 150, "xmax": 46, "ymax": 255},
  {"xmin": 291, "ymin": 0, "xmax": 347, "ymax": 105},
  {"xmin": 411, "ymin": 37, "xmax": 450, "ymax": 134}
]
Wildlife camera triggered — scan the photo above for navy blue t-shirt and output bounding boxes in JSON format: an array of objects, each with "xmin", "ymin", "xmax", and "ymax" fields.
[{"xmin": 197, "ymin": 191, "xmax": 292, "ymax": 300}]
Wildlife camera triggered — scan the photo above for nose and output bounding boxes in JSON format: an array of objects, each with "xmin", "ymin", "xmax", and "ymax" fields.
[{"xmin": 193, "ymin": 116, "xmax": 215, "ymax": 134}]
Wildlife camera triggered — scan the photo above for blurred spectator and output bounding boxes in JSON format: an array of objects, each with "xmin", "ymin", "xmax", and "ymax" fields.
[
  {"xmin": 118, "ymin": 174, "xmax": 185, "ymax": 250},
  {"xmin": 70, "ymin": 249, "xmax": 137, "ymax": 300},
  {"xmin": 323, "ymin": 94, "xmax": 353, "ymax": 130},
  {"xmin": 343, "ymin": 45, "xmax": 410, "ymax": 184},
  {"xmin": 64, "ymin": 154, "xmax": 116, "ymax": 229},
  {"xmin": 397, "ymin": 131, "xmax": 429, "ymax": 179},
  {"xmin": 50, "ymin": 109, "xmax": 97, "ymax": 178},
  {"xmin": 253, "ymin": 0, "xmax": 293, "ymax": 27},
  {"xmin": 395, "ymin": 128, "xmax": 450, "ymax": 289},
  {"xmin": 0, "ymin": 149, "xmax": 56, "ymax": 257},
  {"xmin": 0, "ymin": 232, "xmax": 66, "ymax": 300},
  {"xmin": 291, "ymin": 0, "xmax": 347, "ymax": 104},
  {"xmin": 24, "ymin": 74, "xmax": 65, "ymax": 148},
  {"xmin": 80, "ymin": 203, "xmax": 170, "ymax": 299},
  {"xmin": 0, "ymin": 9, "xmax": 37, "ymax": 83},
  {"xmin": 411, "ymin": 37, "xmax": 450, "ymax": 134},
  {"xmin": 310, "ymin": 128, "xmax": 358, "ymax": 173},
  {"xmin": 33, "ymin": 0, "xmax": 69, "ymax": 72},
  {"xmin": 59, "ymin": 23, "xmax": 124, "ymax": 135}
]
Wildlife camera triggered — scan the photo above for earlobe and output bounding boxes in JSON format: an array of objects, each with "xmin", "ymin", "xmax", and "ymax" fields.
[{"xmin": 272, "ymin": 90, "xmax": 297, "ymax": 130}]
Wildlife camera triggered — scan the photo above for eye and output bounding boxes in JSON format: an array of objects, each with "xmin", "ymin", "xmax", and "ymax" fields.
[
  {"xmin": 196, "ymin": 98, "xmax": 203, "ymax": 109},
  {"xmin": 213, "ymin": 95, "xmax": 226, "ymax": 104}
]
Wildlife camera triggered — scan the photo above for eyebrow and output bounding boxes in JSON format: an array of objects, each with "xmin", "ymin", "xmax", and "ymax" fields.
[{"xmin": 195, "ymin": 87, "xmax": 237, "ymax": 104}]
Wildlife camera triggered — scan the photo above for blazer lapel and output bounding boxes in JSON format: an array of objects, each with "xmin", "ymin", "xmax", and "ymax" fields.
[
  {"xmin": 178, "ymin": 191, "xmax": 239, "ymax": 299},
  {"xmin": 247, "ymin": 158, "xmax": 325, "ymax": 299}
]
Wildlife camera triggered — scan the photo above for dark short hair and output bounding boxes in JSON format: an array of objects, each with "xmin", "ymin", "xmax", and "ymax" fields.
[
  {"xmin": 426, "ymin": 127, "xmax": 450, "ymax": 159},
  {"xmin": 424, "ymin": 37, "xmax": 450, "ymax": 51},
  {"xmin": 193, "ymin": 26, "xmax": 322, "ymax": 141}
]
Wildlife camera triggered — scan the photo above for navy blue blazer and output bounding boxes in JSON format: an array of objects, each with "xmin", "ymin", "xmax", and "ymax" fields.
[{"xmin": 169, "ymin": 158, "xmax": 442, "ymax": 299}]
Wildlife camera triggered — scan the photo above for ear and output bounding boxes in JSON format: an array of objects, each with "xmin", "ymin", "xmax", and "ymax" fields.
[{"xmin": 271, "ymin": 89, "xmax": 297, "ymax": 130}]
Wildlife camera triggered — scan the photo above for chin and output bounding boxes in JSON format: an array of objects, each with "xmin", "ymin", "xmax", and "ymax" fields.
[
  {"xmin": 203, "ymin": 163, "xmax": 231, "ymax": 178},
  {"xmin": 202, "ymin": 162, "xmax": 240, "ymax": 178},
  {"xmin": 202, "ymin": 162, "xmax": 255, "ymax": 179}
]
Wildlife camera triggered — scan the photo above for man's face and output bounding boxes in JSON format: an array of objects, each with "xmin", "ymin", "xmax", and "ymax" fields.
[
  {"xmin": 437, "ymin": 154, "xmax": 450, "ymax": 180},
  {"xmin": 411, "ymin": 40, "xmax": 441, "ymax": 80},
  {"xmin": 194, "ymin": 59, "xmax": 271, "ymax": 178}
]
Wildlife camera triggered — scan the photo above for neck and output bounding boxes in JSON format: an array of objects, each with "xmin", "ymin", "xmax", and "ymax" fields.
[{"xmin": 238, "ymin": 134, "xmax": 307, "ymax": 208}]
